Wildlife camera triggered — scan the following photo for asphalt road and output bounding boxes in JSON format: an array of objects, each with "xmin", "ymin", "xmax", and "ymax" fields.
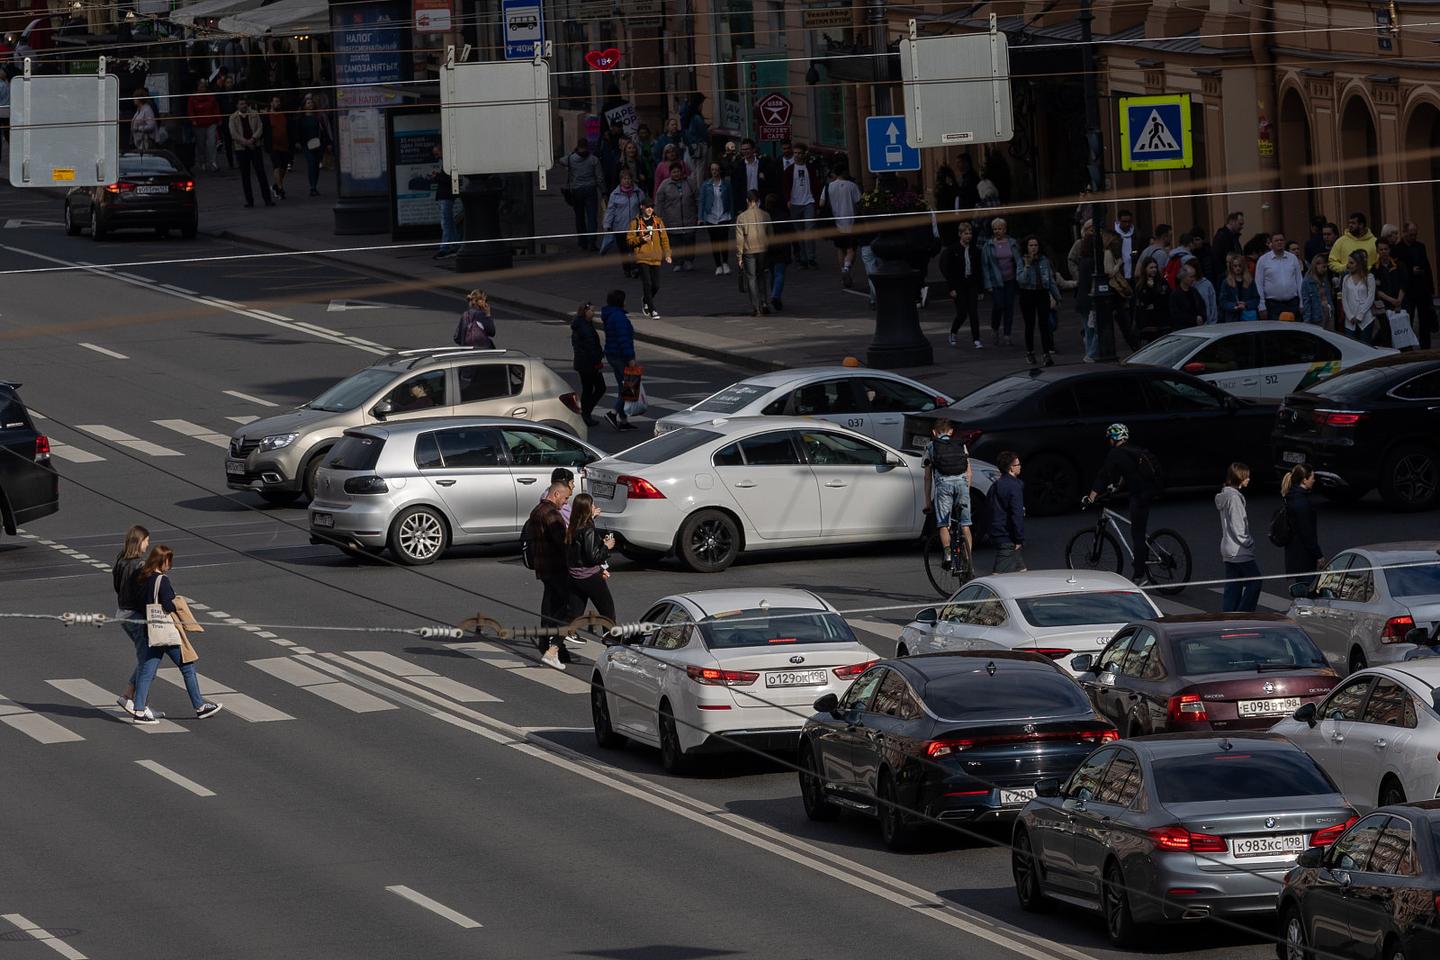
[{"xmin": 0, "ymin": 193, "xmax": 1430, "ymax": 960}]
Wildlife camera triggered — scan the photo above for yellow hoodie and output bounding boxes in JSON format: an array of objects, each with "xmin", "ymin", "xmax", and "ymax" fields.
[{"xmin": 1329, "ymin": 227, "xmax": 1377, "ymax": 275}]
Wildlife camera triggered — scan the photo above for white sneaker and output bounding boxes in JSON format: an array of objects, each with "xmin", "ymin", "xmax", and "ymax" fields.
[
  {"xmin": 673, "ymin": 265, "xmax": 683, "ymax": 273},
  {"xmin": 974, "ymin": 339, "xmax": 984, "ymax": 349},
  {"xmin": 116, "ymin": 696, "xmax": 134, "ymax": 713},
  {"xmin": 715, "ymin": 266, "xmax": 723, "ymax": 276},
  {"xmin": 541, "ymin": 649, "xmax": 565, "ymax": 670},
  {"xmin": 722, "ymin": 263, "xmax": 732, "ymax": 275},
  {"xmin": 650, "ymin": 309, "xmax": 662, "ymax": 319},
  {"xmin": 947, "ymin": 334, "xmax": 957, "ymax": 346}
]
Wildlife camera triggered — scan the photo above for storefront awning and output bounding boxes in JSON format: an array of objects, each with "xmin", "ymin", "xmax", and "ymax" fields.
[
  {"xmin": 170, "ymin": 0, "xmax": 265, "ymax": 28},
  {"xmin": 216, "ymin": 0, "xmax": 327, "ymax": 36}
]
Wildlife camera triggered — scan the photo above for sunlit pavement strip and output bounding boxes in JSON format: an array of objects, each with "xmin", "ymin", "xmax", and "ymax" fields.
[
  {"xmin": 385, "ymin": 885, "xmax": 482, "ymax": 929},
  {"xmin": 135, "ymin": 759, "xmax": 216, "ymax": 797},
  {"xmin": 47, "ymin": 679, "xmax": 187, "ymax": 733},
  {"xmin": 1, "ymin": 913, "xmax": 87, "ymax": 959},
  {"xmin": 443, "ymin": 640, "xmax": 591, "ymax": 694},
  {"xmin": 0, "ymin": 692, "xmax": 84, "ymax": 744}
]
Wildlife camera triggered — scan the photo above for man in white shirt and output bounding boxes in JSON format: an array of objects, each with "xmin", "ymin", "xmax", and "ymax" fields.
[
  {"xmin": 820, "ymin": 166, "xmax": 863, "ymax": 287},
  {"xmin": 785, "ymin": 143, "xmax": 819, "ymax": 268},
  {"xmin": 728, "ymin": 138, "xmax": 774, "ymax": 209},
  {"xmin": 1255, "ymin": 231, "xmax": 1303, "ymax": 319}
]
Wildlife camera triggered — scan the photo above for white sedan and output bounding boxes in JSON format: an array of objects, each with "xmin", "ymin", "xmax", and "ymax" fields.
[
  {"xmin": 589, "ymin": 589, "xmax": 878, "ymax": 772},
  {"xmin": 653, "ymin": 367, "xmax": 952, "ymax": 449},
  {"xmin": 586, "ymin": 417, "xmax": 934, "ymax": 572},
  {"xmin": 1271, "ymin": 660, "xmax": 1440, "ymax": 810},
  {"xmin": 1124, "ymin": 320, "xmax": 1391, "ymax": 402},
  {"xmin": 894, "ymin": 570, "xmax": 1162, "ymax": 674}
]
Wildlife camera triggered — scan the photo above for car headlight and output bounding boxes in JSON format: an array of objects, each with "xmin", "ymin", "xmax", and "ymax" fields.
[{"xmin": 258, "ymin": 433, "xmax": 299, "ymax": 452}]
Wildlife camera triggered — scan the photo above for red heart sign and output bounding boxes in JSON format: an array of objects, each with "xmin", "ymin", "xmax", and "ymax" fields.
[{"xmin": 585, "ymin": 48, "xmax": 622, "ymax": 71}]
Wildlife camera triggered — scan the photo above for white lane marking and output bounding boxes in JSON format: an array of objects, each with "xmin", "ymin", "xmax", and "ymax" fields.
[
  {"xmin": 161, "ymin": 283, "xmax": 197, "ymax": 294},
  {"xmin": 48, "ymin": 441, "xmax": 106, "ymax": 464},
  {"xmin": 1206, "ymin": 586, "xmax": 1291, "ymax": 612},
  {"xmin": 1, "ymin": 913, "xmax": 88, "ymax": 959},
  {"xmin": 248, "ymin": 657, "xmax": 396, "ymax": 713},
  {"xmin": 294, "ymin": 320, "xmax": 346, "ymax": 336},
  {"xmin": 228, "ymin": 415, "xmax": 259, "ymax": 424},
  {"xmin": 444, "ymin": 641, "xmax": 589, "ymax": 694},
  {"xmin": 385, "ymin": 886, "xmax": 482, "ymax": 929},
  {"xmin": 156, "ymin": 673, "xmax": 294, "ymax": 722},
  {"xmin": 135, "ymin": 759, "xmax": 216, "ymax": 797},
  {"xmin": 223, "ymin": 390, "xmax": 278, "ymax": 407},
  {"xmin": 342, "ymin": 651, "xmax": 501, "ymax": 703},
  {"xmin": 46, "ymin": 679, "xmax": 187, "ymax": 733},
  {"xmin": 0, "ymin": 693, "xmax": 84, "ymax": 744},
  {"xmin": 113, "ymin": 271, "xmax": 148, "ymax": 282},
  {"xmin": 78, "ymin": 342, "xmax": 129, "ymax": 360},
  {"xmin": 328, "ymin": 298, "xmax": 410, "ymax": 312},
  {"xmin": 153, "ymin": 419, "xmax": 230, "ymax": 448},
  {"xmin": 74, "ymin": 425, "xmax": 182, "ymax": 457},
  {"xmin": 28, "ymin": 409, "xmax": 47, "ymax": 419}
]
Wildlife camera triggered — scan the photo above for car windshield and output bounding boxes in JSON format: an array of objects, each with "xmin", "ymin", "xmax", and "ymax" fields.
[
  {"xmin": 921, "ymin": 669, "xmax": 1092, "ymax": 720},
  {"xmin": 1174, "ymin": 628, "xmax": 1329, "ymax": 674},
  {"xmin": 699, "ymin": 608, "xmax": 855, "ymax": 649},
  {"xmin": 954, "ymin": 376, "xmax": 1045, "ymax": 413},
  {"xmin": 304, "ymin": 368, "xmax": 398, "ymax": 412},
  {"xmin": 1303, "ymin": 366, "xmax": 1395, "ymax": 400},
  {"xmin": 325, "ymin": 435, "xmax": 384, "ymax": 471},
  {"xmin": 120, "ymin": 155, "xmax": 180, "ymax": 176},
  {"xmin": 1125, "ymin": 334, "xmax": 1202, "ymax": 369},
  {"xmin": 614, "ymin": 429, "xmax": 720, "ymax": 464},
  {"xmin": 1152, "ymin": 751, "xmax": 1336, "ymax": 803},
  {"xmin": 1384, "ymin": 563, "xmax": 1440, "ymax": 599},
  {"xmin": 694, "ymin": 383, "xmax": 772, "ymax": 414},
  {"xmin": 1015, "ymin": 591, "xmax": 1156, "ymax": 627}
]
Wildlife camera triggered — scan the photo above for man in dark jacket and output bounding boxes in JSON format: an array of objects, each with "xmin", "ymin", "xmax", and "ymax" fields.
[
  {"xmin": 988, "ymin": 451, "xmax": 1026, "ymax": 573},
  {"xmin": 1395, "ymin": 220, "xmax": 1436, "ymax": 349},
  {"xmin": 729, "ymin": 139, "xmax": 778, "ymax": 210},
  {"xmin": 528, "ymin": 481, "xmax": 572, "ymax": 669},
  {"xmin": 1210, "ymin": 210, "xmax": 1245, "ymax": 282},
  {"xmin": 571, "ymin": 303, "xmax": 605, "ymax": 426},
  {"xmin": 1085, "ymin": 423, "xmax": 1159, "ymax": 584}
]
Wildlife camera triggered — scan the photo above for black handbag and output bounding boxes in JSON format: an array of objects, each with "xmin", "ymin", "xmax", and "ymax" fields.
[{"xmin": 561, "ymin": 187, "xmax": 577, "ymax": 207}]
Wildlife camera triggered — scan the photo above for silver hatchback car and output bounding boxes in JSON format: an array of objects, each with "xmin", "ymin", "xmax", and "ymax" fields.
[{"xmin": 308, "ymin": 417, "xmax": 603, "ymax": 564}]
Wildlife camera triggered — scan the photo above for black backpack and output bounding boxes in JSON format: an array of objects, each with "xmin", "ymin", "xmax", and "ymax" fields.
[
  {"xmin": 928, "ymin": 436, "xmax": 969, "ymax": 477},
  {"xmin": 1129, "ymin": 445, "xmax": 1164, "ymax": 496},
  {"xmin": 1269, "ymin": 503, "xmax": 1294, "ymax": 547},
  {"xmin": 519, "ymin": 517, "xmax": 536, "ymax": 570}
]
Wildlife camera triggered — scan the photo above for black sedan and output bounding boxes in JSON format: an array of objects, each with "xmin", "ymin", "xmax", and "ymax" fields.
[
  {"xmin": 797, "ymin": 650, "xmax": 1117, "ymax": 849},
  {"xmin": 903, "ymin": 365, "xmax": 1274, "ymax": 515},
  {"xmin": 1278, "ymin": 800, "xmax": 1440, "ymax": 960},
  {"xmin": 0, "ymin": 381, "xmax": 58, "ymax": 534},
  {"xmin": 64, "ymin": 150, "xmax": 198, "ymax": 240},
  {"xmin": 1273, "ymin": 352, "xmax": 1440, "ymax": 511}
]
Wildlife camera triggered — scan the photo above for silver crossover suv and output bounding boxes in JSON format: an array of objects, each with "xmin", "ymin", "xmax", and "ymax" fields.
[
  {"xmin": 308, "ymin": 417, "xmax": 604, "ymax": 564},
  {"xmin": 226, "ymin": 347, "xmax": 587, "ymax": 505}
]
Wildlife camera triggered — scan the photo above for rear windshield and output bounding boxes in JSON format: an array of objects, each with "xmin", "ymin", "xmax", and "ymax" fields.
[
  {"xmin": 1016, "ymin": 591, "xmax": 1155, "ymax": 628},
  {"xmin": 1174, "ymin": 628, "xmax": 1329, "ymax": 674},
  {"xmin": 699, "ymin": 609, "xmax": 855, "ymax": 649},
  {"xmin": 1384, "ymin": 564, "xmax": 1440, "ymax": 599},
  {"xmin": 326, "ymin": 435, "xmax": 385, "ymax": 471},
  {"xmin": 1303, "ymin": 366, "xmax": 1396, "ymax": 400},
  {"xmin": 921, "ymin": 669, "xmax": 1092, "ymax": 720},
  {"xmin": 614, "ymin": 429, "xmax": 720, "ymax": 464},
  {"xmin": 1152, "ymin": 751, "xmax": 1335, "ymax": 803},
  {"xmin": 1125, "ymin": 334, "xmax": 1202, "ymax": 369},
  {"xmin": 955, "ymin": 376, "xmax": 1045, "ymax": 412},
  {"xmin": 120, "ymin": 155, "xmax": 180, "ymax": 176},
  {"xmin": 694, "ymin": 383, "xmax": 772, "ymax": 414}
]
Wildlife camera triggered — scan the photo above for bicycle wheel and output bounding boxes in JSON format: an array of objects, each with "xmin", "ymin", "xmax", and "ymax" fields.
[
  {"xmin": 923, "ymin": 529, "xmax": 953, "ymax": 598},
  {"xmin": 1065, "ymin": 527, "xmax": 1124, "ymax": 574},
  {"xmin": 1146, "ymin": 529, "xmax": 1192, "ymax": 596}
]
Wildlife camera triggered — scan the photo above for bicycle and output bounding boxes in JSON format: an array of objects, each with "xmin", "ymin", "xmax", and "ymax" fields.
[
  {"xmin": 1065, "ymin": 497, "xmax": 1192, "ymax": 596},
  {"xmin": 922, "ymin": 507, "xmax": 974, "ymax": 598}
]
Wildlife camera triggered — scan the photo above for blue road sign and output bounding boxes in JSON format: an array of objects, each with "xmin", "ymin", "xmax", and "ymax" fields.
[
  {"xmin": 865, "ymin": 115, "xmax": 921, "ymax": 173},
  {"xmin": 1118, "ymin": 95, "xmax": 1193, "ymax": 171},
  {"xmin": 502, "ymin": 0, "xmax": 544, "ymax": 61}
]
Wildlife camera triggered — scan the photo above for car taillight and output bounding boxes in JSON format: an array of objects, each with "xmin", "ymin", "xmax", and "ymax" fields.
[
  {"xmin": 959, "ymin": 428, "xmax": 983, "ymax": 446},
  {"xmin": 833, "ymin": 659, "xmax": 878, "ymax": 679},
  {"xmin": 619, "ymin": 475, "xmax": 665, "ymax": 499},
  {"xmin": 105, "ymin": 181, "xmax": 135, "ymax": 194},
  {"xmin": 933, "ymin": 395, "xmax": 950, "ymax": 409},
  {"xmin": 1149, "ymin": 826, "xmax": 1227, "ymax": 853},
  {"xmin": 1313, "ymin": 410, "xmax": 1367, "ymax": 427},
  {"xmin": 685, "ymin": 665, "xmax": 757, "ymax": 686},
  {"xmin": 34, "ymin": 435, "xmax": 51, "ymax": 460},
  {"xmin": 1310, "ymin": 815, "xmax": 1358, "ymax": 847},
  {"xmin": 342, "ymin": 475, "xmax": 389, "ymax": 494},
  {"xmin": 1031, "ymin": 647, "xmax": 1073, "ymax": 660},
  {"xmin": 926, "ymin": 726, "xmax": 1116, "ymax": 757},
  {"xmin": 175, "ymin": 180, "xmax": 195, "ymax": 192},
  {"xmin": 1167, "ymin": 693, "xmax": 1209, "ymax": 723},
  {"xmin": 1381, "ymin": 616, "xmax": 1416, "ymax": 644},
  {"xmin": 559, "ymin": 392, "xmax": 581, "ymax": 413}
]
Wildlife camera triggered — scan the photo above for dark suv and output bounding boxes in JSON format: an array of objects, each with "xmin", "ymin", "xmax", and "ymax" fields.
[{"xmin": 0, "ymin": 382, "xmax": 59, "ymax": 534}]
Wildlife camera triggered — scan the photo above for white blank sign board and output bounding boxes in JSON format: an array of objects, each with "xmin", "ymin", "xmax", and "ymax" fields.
[
  {"xmin": 440, "ymin": 58, "xmax": 552, "ymax": 184},
  {"xmin": 8, "ymin": 72, "xmax": 120, "ymax": 188},
  {"xmin": 899, "ymin": 31, "xmax": 1014, "ymax": 148}
]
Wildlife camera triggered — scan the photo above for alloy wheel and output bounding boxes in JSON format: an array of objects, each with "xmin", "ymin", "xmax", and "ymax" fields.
[
  {"xmin": 398, "ymin": 512, "xmax": 444, "ymax": 561},
  {"xmin": 1392, "ymin": 452, "xmax": 1438, "ymax": 505},
  {"xmin": 1284, "ymin": 913, "xmax": 1307, "ymax": 960},
  {"xmin": 690, "ymin": 518, "xmax": 734, "ymax": 564}
]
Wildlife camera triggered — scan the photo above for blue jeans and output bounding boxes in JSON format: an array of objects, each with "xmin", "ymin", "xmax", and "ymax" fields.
[
  {"xmin": 789, "ymin": 201, "xmax": 816, "ymax": 263},
  {"xmin": 1083, "ymin": 313, "xmax": 1099, "ymax": 359},
  {"xmin": 932, "ymin": 475, "xmax": 971, "ymax": 527},
  {"xmin": 990, "ymin": 280, "xmax": 1018, "ymax": 335},
  {"xmin": 1348, "ymin": 323, "xmax": 1375, "ymax": 346},
  {"xmin": 438, "ymin": 198, "xmax": 459, "ymax": 253},
  {"xmin": 1222, "ymin": 559, "xmax": 1262, "ymax": 612},
  {"xmin": 861, "ymin": 244, "xmax": 880, "ymax": 303},
  {"xmin": 133, "ymin": 630, "xmax": 205, "ymax": 712},
  {"xmin": 121, "ymin": 616, "xmax": 146, "ymax": 687},
  {"xmin": 769, "ymin": 261, "xmax": 787, "ymax": 301}
]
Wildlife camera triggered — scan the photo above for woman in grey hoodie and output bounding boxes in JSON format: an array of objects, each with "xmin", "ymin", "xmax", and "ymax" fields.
[{"xmin": 1216, "ymin": 463, "xmax": 1260, "ymax": 612}]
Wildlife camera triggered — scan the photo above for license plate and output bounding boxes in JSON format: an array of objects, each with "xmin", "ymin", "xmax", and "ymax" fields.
[
  {"xmin": 225, "ymin": 459, "xmax": 246, "ymax": 476},
  {"xmin": 312, "ymin": 513, "xmax": 334, "ymax": 529},
  {"xmin": 135, "ymin": 185, "xmax": 168, "ymax": 194},
  {"xmin": 765, "ymin": 669, "xmax": 828, "ymax": 688},
  {"xmin": 1231, "ymin": 834, "xmax": 1306, "ymax": 859},
  {"xmin": 1283, "ymin": 450, "xmax": 1305, "ymax": 464},
  {"xmin": 590, "ymin": 480, "xmax": 615, "ymax": 500},
  {"xmin": 1237, "ymin": 697, "xmax": 1302, "ymax": 717},
  {"xmin": 1000, "ymin": 788, "xmax": 1037, "ymax": 806}
]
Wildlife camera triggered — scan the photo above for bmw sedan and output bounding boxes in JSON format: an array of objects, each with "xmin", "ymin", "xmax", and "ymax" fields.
[
  {"xmin": 1012, "ymin": 733, "xmax": 1355, "ymax": 947},
  {"xmin": 798, "ymin": 651, "xmax": 1118, "ymax": 849},
  {"xmin": 64, "ymin": 150, "xmax": 198, "ymax": 239}
]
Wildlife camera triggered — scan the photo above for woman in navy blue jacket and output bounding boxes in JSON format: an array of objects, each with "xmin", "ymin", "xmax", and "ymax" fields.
[
  {"xmin": 130, "ymin": 546, "xmax": 222, "ymax": 724},
  {"xmin": 601, "ymin": 289, "xmax": 637, "ymax": 431}
]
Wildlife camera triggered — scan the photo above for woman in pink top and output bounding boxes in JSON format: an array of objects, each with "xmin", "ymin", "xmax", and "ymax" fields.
[{"xmin": 652, "ymin": 143, "xmax": 690, "ymax": 196}]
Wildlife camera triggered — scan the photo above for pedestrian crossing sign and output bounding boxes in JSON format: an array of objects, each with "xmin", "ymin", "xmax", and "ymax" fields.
[{"xmin": 1118, "ymin": 95, "xmax": 1193, "ymax": 171}]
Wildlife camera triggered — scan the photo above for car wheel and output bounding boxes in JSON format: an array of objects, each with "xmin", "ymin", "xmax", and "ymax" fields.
[
  {"xmin": 1350, "ymin": 647, "xmax": 1369, "ymax": 675},
  {"xmin": 1281, "ymin": 905, "xmax": 1310, "ymax": 960},
  {"xmin": 876, "ymin": 770, "xmax": 915, "ymax": 851},
  {"xmin": 591, "ymin": 679, "xmax": 626, "ymax": 749},
  {"xmin": 89, "ymin": 206, "xmax": 106, "ymax": 240},
  {"xmin": 258, "ymin": 490, "xmax": 301, "ymax": 506},
  {"xmin": 1012, "ymin": 829, "xmax": 1051, "ymax": 912},
  {"xmin": 1379, "ymin": 777, "xmax": 1407, "ymax": 808},
  {"xmin": 799, "ymin": 742, "xmax": 839, "ymax": 821},
  {"xmin": 677, "ymin": 509, "xmax": 739, "ymax": 573},
  {"xmin": 1102, "ymin": 860, "xmax": 1141, "ymax": 948},
  {"xmin": 64, "ymin": 202, "xmax": 81, "ymax": 236},
  {"xmin": 1122, "ymin": 711, "xmax": 1144, "ymax": 739},
  {"xmin": 301, "ymin": 451, "xmax": 329, "ymax": 502},
  {"xmin": 1379, "ymin": 443, "xmax": 1440, "ymax": 512},
  {"xmin": 1023, "ymin": 452, "xmax": 1080, "ymax": 517},
  {"xmin": 388, "ymin": 506, "xmax": 449, "ymax": 565},
  {"xmin": 657, "ymin": 703, "xmax": 687, "ymax": 773}
]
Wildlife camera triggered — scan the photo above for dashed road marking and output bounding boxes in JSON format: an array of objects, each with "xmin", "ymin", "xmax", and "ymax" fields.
[
  {"xmin": 77, "ymin": 342, "xmax": 129, "ymax": 360},
  {"xmin": 0, "ymin": 693, "xmax": 84, "ymax": 744},
  {"xmin": 248, "ymin": 657, "xmax": 397, "ymax": 713},
  {"xmin": 1, "ymin": 913, "xmax": 88, "ymax": 959},
  {"xmin": 135, "ymin": 759, "xmax": 216, "ymax": 797},
  {"xmin": 47, "ymin": 679, "xmax": 187, "ymax": 733},
  {"xmin": 74, "ymin": 424, "xmax": 182, "ymax": 457},
  {"xmin": 385, "ymin": 885, "xmax": 482, "ymax": 929},
  {"xmin": 153, "ymin": 419, "xmax": 230, "ymax": 448},
  {"xmin": 223, "ymin": 390, "xmax": 278, "ymax": 407}
]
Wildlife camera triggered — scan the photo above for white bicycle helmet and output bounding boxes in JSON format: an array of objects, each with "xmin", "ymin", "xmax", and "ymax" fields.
[{"xmin": 1106, "ymin": 422, "xmax": 1130, "ymax": 443}]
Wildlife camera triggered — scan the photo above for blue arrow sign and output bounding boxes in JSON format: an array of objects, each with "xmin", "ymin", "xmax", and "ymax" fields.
[{"xmin": 865, "ymin": 115, "xmax": 921, "ymax": 173}]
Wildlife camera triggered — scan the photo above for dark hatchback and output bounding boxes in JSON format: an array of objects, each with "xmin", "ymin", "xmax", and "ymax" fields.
[
  {"xmin": 1273, "ymin": 352, "xmax": 1440, "ymax": 511},
  {"xmin": 64, "ymin": 150, "xmax": 198, "ymax": 240},
  {"xmin": 0, "ymin": 382, "xmax": 59, "ymax": 534},
  {"xmin": 1279, "ymin": 800, "xmax": 1440, "ymax": 960},
  {"xmin": 1071, "ymin": 614, "xmax": 1340, "ymax": 736},
  {"xmin": 903, "ymin": 365, "xmax": 1274, "ymax": 515},
  {"xmin": 797, "ymin": 651, "xmax": 1117, "ymax": 849}
]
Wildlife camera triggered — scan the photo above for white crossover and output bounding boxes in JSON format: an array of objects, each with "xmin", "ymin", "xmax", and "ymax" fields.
[{"xmin": 589, "ymin": 589, "xmax": 879, "ymax": 772}]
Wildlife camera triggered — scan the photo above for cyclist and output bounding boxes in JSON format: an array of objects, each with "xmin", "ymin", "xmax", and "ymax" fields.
[
  {"xmin": 923, "ymin": 418, "xmax": 973, "ymax": 572},
  {"xmin": 1084, "ymin": 422, "xmax": 1160, "ymax": 585}
]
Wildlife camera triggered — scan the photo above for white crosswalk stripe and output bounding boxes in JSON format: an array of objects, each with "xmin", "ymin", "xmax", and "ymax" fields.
[
  {"xmin": 75, "ymin": 424, "xmax": 183, "ymax": 457},
  {"xmin": 156, "ymin": 672, "xmax": 294, "ymax": 721},
  {"xmin": 153, "ymin": 419, "xmax": 231, "ymax": 448},
  {"xmin": 47, "ymin": 678, "xmax": 187, "ymax": 732},
  {"xmin": 248, "ymin": 657, "xmax": 397, "ymax": 713},
  {"xmin": 343, "ymin": 651, "xmax": 501, "ymax": 703},
  {"xmin": 443, "ymin": 640, "xmax": 591, "ymax": 694},
  {"xmin": 47, "ymin": 441, "xmax": 106, "ymax": 463},
  {"xmin": 0, "ymin": 692, "xmax": 84, "ymax": 744}
]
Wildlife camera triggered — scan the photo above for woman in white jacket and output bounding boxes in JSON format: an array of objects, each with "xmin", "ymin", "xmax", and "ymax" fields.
[
  {"xmin": 1215, "ymin": 462, "xmax": 1260, "ymax": 612},
  {"xmin": 1341, "ymin": 250, "xmax": 1378, "ymax": 345}
]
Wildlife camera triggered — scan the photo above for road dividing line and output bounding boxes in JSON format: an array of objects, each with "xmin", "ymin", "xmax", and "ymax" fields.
[
  {"xmin": 442, "ymin": 641, "xmax": 590, "ymax": 694},
  {"xmin": 1, "ymin": 913, "xmax": 88, "ymax": 959},
  {"xmin": 223, "ymin": 390, "xmax": 278, "ymax": 407},
  {"xmin": 153, "ymin": 419, "xmax": 231, "ymax": 448},
  {"xmin": 74, "ymin": 425, "xmax": 182, "ymax": 457},
  {"xmin": 385, "ymin": 886, "xmax": 483, "ymax": 929},
  {"xmin": 847, "ymin": 619, "xmax": 903, "ymax": 641},
  {"xmin": 77, "ymin": 342, "xmax": 129, "ymax": 360},
  {"xmin": 135, "ymin": 759, "xmax": 216, "ymax": 797},
  {"xmin": 160, "ymin": 283, "xmax": 197, "ymax": 294}
]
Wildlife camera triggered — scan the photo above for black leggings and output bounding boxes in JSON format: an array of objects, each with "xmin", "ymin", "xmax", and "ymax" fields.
[
  {"xmin": 1019, "ymin": 288, "xmax": 1055, "ymax": 354},
  {"xmin": 706, "ymin": 224, "xmax": 730, "ymax": 266},
  {"xmin": 568, "ymin": 573, "xmax": 616, "ymax": 622},
  {"xmin": 576, "ymin": 366, "xmax": 606, "ymax": 418},
  {"xmin": 951, "ymin": 285, "xmax": 980, "ymax": 341},
  {"xmin": 637, "ymin": 262, "xmax": 660, "ymax": 312}
]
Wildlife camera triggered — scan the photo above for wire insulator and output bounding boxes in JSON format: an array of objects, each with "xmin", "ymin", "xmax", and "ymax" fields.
[
  {"xmin": 416, "ymin": 626, "xmax": 465, "ymax": 639},
  {"xmin": 61, "ymin": 612, "xmax": 108, "ymax": 627}
]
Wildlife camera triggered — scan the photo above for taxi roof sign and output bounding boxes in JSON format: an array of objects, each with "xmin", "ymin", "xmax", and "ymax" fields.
[{"xmin": 1118, "ymin": 94, "xmax": 1193, "ymax": 172}]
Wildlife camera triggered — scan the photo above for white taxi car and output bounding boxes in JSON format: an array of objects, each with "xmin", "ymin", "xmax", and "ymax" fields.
[
  {"xmin": 1123, "ymin": 320, "xmax": 1390, "ymax": 402},
  {"xmin": 590, "ymin": 589, "xmax": 878, "ymax": 772}
]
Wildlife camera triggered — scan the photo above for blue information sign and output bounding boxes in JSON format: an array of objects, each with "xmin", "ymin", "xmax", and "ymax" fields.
[
  {"xmin": 503, "ymin": 0, "xmax": 544, "ymax": 61},
  {"xmin": 865, "ymin": 115, "xmax": 921, "ymax": 173}
]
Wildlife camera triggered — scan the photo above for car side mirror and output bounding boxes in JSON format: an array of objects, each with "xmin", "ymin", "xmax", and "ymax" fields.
[
  {"xmin": 1289, "ymin": 582, "xmax": 1312, "ymax": 600},
  {"xmin": 885, "ymin": 456, "xmax": 904, "ymax": 468},
  {"xmin": 1405, "ymin": 627, "xmax": 1431, "ymax": 646},
  {"xmin": 915, "ymin": 607, "xmax": 938, "ymax": 625},
  {"xmin": 1034, "ymin": 778, "xmax": 1061, "ymax": 798},
  {"xmin": 813, "ymin": 692, "xmax": 840, "ymax": 716},
  {"xmin": 372, "ymin": 399, "xmax": 394, "ymax": 420},
  {"xmin": 1070, "ymin": 653, "xmax": 1095, "ymax": 674},
  {"xmin": 1293, "ymin": 702, "xmax": 1317, "ymax": 727},
  {"xmin": 1296, "ymin": 846, "xmax": 1324, "ymax": 867},
  {"xmin": 1316, "ymin": 587, "xmax": 1336, "ymax": 601}
]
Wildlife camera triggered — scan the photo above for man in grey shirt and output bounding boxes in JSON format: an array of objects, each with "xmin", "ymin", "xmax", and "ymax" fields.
[{"xmin": 561, "ymin": 140, "xmax": 602, "ymax": 251}]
